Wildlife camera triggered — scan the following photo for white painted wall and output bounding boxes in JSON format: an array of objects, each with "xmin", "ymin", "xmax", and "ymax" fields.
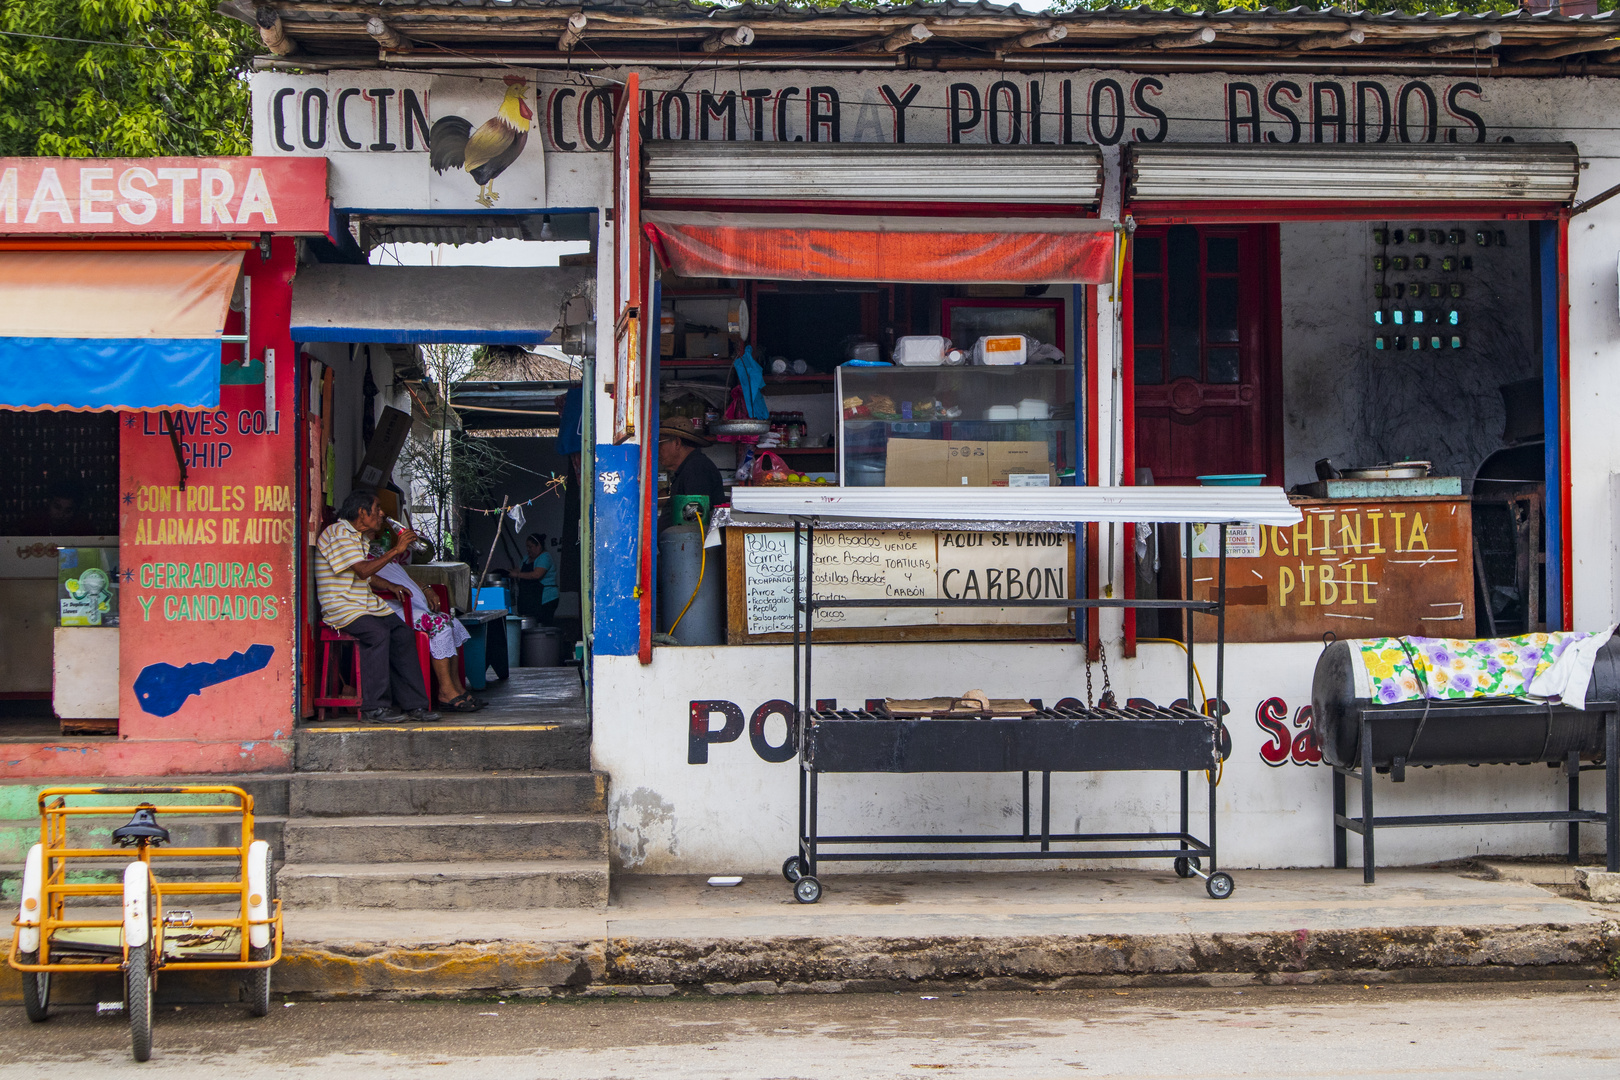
[
  {"xmin": 595, "ymin": 643, "xmax": 1606, "ymax": 874},
  {"xmin": 571, "ymin": 67, "xmax": 1620, "ymax": 873},
  {"xmin": 1278, "ymin": 220, "xmax": 1539, "ymax": 491}
]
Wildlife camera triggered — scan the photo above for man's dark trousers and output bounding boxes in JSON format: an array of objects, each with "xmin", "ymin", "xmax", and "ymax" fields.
[{"xmin": 345, "ymin": 614, "xmax": 430, "ymax": 710}]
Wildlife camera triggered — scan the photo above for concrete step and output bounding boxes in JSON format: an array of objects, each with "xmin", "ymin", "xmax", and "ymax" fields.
[
  {"xmin": 282, "ymin": 812, "xmax": 607, "ymax": 864},
  {"xmin": 290, "ymin": 770, "xmax": 605, "ymax": 817},
  {"xmin": 0, "ymin": 815, "xmax": 285, "ymax": 867},
  {"xmin": 295, "ymin": 723, "xmax": 590, "ymax": 773},
  {"xmin": 0, "ymin": 846, "xmax": 280, "ymax": 905},
  {"xmin": 275, "ymin": 859, "xmax": 608, "ymax": 910},
  {"xmin": 0, "ymin": 774, "xmax": 291, "ymax": 820}
]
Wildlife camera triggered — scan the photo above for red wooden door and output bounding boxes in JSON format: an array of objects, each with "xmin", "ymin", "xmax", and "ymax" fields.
[{"xmin": 1132, "ymin": 224, "xmax": 1280, "ymax": 486}]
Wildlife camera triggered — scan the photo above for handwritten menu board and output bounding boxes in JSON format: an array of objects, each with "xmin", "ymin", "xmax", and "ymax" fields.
[{"xmin": 737, "ymin": 528, "xmax": 1071, "ymax": 636}]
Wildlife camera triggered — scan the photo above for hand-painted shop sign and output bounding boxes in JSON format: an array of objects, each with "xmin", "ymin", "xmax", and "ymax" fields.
[
  {"xmin": 253, "ymin": 70, "xmax": 1511, "ymax": 168},
  {"xmin": 252, "ymin": 73, "xmax": 546, "ymax": 210},
  {"xmin": 0, "ymin": 156, "xmax": 329, "ymax": 234},
  {"xmin": 628, "ymin": 76, "xmax": 1492, "ymax": 148}
]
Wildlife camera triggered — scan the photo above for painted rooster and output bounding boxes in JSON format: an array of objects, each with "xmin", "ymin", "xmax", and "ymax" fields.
[{"xmin": 429, "ymin": 74, "xmax": 532, "ymax": 207}]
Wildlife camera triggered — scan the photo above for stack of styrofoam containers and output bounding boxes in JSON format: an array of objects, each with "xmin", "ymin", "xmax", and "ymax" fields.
[
  {"xmin": 893, "ymin": 336, "xmax": 947, "ymax": 366},
  {"xmin": 971, "ymin": 335, "xmax": 1028, "ymax": 365}
]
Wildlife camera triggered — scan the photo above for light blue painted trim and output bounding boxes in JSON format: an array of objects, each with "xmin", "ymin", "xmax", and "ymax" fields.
[
  {"xmin": 591, "ymin": 443, "xmax": 643, "ymax": 656},
  {"xmin": 292, "ymin": 327, "xmax": 552, "ymax": 345},
  {"xmin": 0, "ymin": 336, "xmax": 220, "ymax": 410}
]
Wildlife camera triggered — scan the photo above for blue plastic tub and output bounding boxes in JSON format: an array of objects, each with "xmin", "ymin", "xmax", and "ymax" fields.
[{"xmin": 1196, "ymin": 474, "xmax": 1266, "ymax": 486}]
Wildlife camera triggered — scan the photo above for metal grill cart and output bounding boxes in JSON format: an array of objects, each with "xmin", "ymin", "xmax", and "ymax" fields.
[
  {"xmin": 1312, "ymin": 638, "xmax": 1620, "ymax": 884},
  {"xmin": 725, "ymin": 487, "xmax": 1303, "ymax": 905}
]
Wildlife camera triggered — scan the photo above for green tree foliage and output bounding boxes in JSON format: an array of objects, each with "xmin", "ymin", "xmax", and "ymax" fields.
[{"xmin": 0, "ymin": 0, "xmax": 255, "ymax": 157}]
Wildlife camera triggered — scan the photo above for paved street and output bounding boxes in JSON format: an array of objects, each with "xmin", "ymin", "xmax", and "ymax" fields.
[{"xmin": 3, "ymin": 981, "xmax": 1618, "ymax": 1078}]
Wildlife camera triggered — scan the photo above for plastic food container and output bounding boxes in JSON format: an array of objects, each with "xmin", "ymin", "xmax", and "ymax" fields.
[
  {"xmin": 986, "ymin": 405, "xmax": 1019, "ymax": 421},
  {"xmin": 971, "ymin": 335, "xmax": 1027, "ymax": 365},
  {"xmin": 893, "ymin": 336, "xmax": 946, "ymax": 367},
  {"xmin": 1196, "ymin": 474, "xmax": 1266, "ymax": 486},
  {"xmin": 1016, "ymin": 398, "xmax": 1050, "ymax": 420}
]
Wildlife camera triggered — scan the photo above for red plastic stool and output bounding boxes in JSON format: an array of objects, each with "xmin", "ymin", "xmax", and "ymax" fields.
[{"xmin": 315, "ymin": 624, "xmax": 363, "ymax": 720}]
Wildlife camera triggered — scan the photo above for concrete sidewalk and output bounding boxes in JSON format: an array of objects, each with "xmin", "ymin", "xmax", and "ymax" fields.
[
  {"xmin": 268, "ymin": 865, "xmax": 1620, "ymax": 998},
  {"xmin": 9, "ymin": 865, "xmax": 1618, "ymax": 1004}
]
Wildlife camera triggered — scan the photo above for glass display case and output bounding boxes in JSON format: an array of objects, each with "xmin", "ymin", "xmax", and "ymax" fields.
[{"xmin": 836, "ymin": 366, "xmax": 1076, "ymax": 487}]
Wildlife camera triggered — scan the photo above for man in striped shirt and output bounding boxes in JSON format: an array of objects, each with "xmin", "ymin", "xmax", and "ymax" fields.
[{"xmin": 316, "ymin": 490, "xmax": 440, "ymax": 723}]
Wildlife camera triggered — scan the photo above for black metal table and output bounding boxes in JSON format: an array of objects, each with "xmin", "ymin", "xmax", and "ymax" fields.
[
  {"xmin": 1332, "ymin": 700, "xmax": 1620, "ymax": 883},
  {"xmin": 782, "ymin": 518, "xmax": 1239, "ymax": 903}
]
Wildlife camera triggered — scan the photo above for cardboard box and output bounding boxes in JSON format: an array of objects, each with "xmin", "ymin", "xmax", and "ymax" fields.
[
  {"xmin": 946, "ymin": 441, "xmax": 989, "ymax": 487},
  {"xmin": 685, "ymin": 331, "xmax": 728, "ymax": 358},
  {"xmin": 990, "ymin": 442, "xmax": 1056, "ymax": 487},
  {"xmin": 884, "ymin": 439, "xmax": 949, "ymax": 486}
]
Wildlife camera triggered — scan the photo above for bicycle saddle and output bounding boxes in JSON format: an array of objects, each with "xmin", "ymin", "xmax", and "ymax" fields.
[{"xmin": 112, "ymin": 806, "xmax": 170, "ymax": 847}]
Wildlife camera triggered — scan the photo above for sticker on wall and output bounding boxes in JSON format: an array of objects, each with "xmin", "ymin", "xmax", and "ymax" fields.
[
  {"xmin": 1190, "ymin": 523, "xmax": 1261, "ymax": 558},
  {"xmin": 133, "ymin": 643, "xmax": 274, "ymax": 717}
]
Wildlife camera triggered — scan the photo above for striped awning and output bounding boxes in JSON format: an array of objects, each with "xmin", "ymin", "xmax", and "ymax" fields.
[{"xmin": 0, "ymin": 248, "xmax": 243, "ymax": 411}]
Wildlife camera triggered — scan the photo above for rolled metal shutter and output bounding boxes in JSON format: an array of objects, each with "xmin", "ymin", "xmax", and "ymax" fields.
[
  {"xmin": 1126, "ymin": 143, "xmax": 1580, "ymax": 204},
  {"xmin": 644, "ymin": 142, "xmax": 1104, "ymax": 206}
]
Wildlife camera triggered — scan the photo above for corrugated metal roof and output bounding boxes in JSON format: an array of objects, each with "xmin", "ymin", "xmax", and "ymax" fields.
[
  {"xmin": 272, "ymin": 0, "xmax": 1618, "ymax": 21},
  {"xmin": 645, "ymin": 141, "xmax": 1104, "ymax": 206},
  {"xmin": 253, "ymin": 1, "xmax": 1620, "ymax": 69},
  {"xmin": 1127, "ymin": 142, "xmax": 1582, "ymax": 204},
  {"xmin": 732, "ymin": 485, "xmax": 1303, "ymax": 526}
]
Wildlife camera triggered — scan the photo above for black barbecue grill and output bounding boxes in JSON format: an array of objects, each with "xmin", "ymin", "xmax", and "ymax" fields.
[
  {"xmin": 781, "ymin": 517, "xmax": 1238, "ymax": 904},
  {"xmin": 1311, "ymin": 637, "xmax": 1620, "ymax": 883}
]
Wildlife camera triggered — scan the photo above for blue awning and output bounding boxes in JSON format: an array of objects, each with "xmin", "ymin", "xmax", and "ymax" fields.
[{"xmin": 0, "ymin": 249, "xmax": 244, "ymax": 411}]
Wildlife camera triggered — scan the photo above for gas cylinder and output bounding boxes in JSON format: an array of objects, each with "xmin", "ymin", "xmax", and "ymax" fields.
[{"xmin": 658, "ymin": 524, "xmax": 723, "ymax": 645}]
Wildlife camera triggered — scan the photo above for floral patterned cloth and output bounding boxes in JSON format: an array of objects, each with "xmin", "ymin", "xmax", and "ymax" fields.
[{"xmin": 1355, "ymin": 632, "xmax": 1591, "ymax": 704}]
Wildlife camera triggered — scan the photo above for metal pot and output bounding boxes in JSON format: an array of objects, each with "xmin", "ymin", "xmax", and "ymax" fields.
[{"xmin": 1340, "ymin": 461, "xmax": 1431, "ymax": 480}]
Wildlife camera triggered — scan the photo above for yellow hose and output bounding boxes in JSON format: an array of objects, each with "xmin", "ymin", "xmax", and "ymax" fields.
[
  {"xmin": 669, "ymin": 507, "xmax": 708, "ymax": 636},
  {"xmin": 1138, "ymin": 637, "xmax": 1222, "ymax": 786}
]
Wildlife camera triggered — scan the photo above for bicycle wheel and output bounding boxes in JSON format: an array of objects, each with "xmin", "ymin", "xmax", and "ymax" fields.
[
  {"xmin": 127, "ymin": 941, "xmax": 154, "ymax": 1062},
  {"xmin": 18, "ymin": 953, "xmax": 49, "ymax": 1022},
  {"xmin": 246, "ymin": 843, "xmax": 275, "ymax": 1016}
]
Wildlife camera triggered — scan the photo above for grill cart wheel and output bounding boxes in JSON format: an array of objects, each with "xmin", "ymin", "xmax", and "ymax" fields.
[
  {"xmin": 793, "ymin": 876, "xmax": 823, "ymax": 904},
  {"xmin": 19, "ymin": 953, "xmax": 50, "ymax": 1022},
  {"xmin": 782, "ymin": 856, "xmax": 807, "ymax": 883},
  {"xmin": 1173, "ymin": 856, "xmax": 1200, "ymax": 879},
  {"xmin": 1205, "ymin": 872, "xmax": 1235, "ymax": 900},
  {"xmin": 127, "ymin": 941, "xmax": 155, "ymax": 1062}
]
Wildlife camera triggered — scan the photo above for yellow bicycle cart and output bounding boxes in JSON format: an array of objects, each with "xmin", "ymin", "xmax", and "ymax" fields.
[{"xmin": 8, "ymin": 786, "xmax": 283, "ymax": 1061}]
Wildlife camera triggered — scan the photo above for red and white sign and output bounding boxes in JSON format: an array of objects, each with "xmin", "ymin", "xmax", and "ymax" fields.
[{"xmin": 0, "ymin": 156, "xmax": 329, "ymax": 235}]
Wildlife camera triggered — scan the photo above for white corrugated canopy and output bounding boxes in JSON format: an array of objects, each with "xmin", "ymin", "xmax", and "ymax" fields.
[
  {"xmin": 731, "ymin": 486, "xmax": 1302, "ymax": 526},
  {"xmin": 644, "ymin": 141, "xmax": 1104, "ymax": 206},
  {"xmin": 1126, "ymin": 143, "xmax": 1580, "ymax": 204}
]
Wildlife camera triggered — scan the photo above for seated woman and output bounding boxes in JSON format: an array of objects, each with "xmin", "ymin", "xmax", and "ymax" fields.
[{"xmin": 367, "ymin": 534, "xmax": 483, "ymax": 713}]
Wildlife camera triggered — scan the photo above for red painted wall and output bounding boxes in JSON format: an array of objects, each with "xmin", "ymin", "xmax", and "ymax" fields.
[{"xmin": 115, "ymin": 238, "xmax": 299, "ymax": 758}]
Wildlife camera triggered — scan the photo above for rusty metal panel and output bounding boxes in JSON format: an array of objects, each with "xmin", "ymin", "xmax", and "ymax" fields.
[{"xmin": 1188, "ymin": 496, "xmax": 1474, "ymax": 643}]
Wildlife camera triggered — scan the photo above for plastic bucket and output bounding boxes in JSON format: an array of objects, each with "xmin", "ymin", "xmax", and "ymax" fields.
[{"xmin": 521, "ymin": 628, "xmax": 561, "ymax": 667}]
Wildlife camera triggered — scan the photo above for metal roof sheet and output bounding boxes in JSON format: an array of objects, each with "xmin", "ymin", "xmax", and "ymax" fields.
[{"xmin": 264, "ymin": 1, "xmax": 1619, "ymax": 26}]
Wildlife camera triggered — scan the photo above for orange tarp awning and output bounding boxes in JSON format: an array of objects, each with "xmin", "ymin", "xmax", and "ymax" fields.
[{"xmin": 643, "ymin": 213, "xmax": 1115, "ymax": 285}]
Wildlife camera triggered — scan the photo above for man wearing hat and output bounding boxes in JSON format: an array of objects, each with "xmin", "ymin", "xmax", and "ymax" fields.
[{"xmin": 659, "ymin": 418, "xmax": 726, "ymax": 513}]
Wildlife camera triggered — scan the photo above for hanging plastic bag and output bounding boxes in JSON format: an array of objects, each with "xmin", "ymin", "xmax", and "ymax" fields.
[{"xmin": 733, "ymin": 346, "xmax": 768, "ymax": 420}]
